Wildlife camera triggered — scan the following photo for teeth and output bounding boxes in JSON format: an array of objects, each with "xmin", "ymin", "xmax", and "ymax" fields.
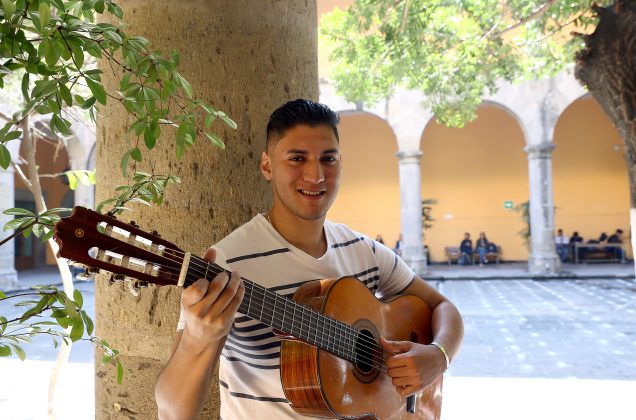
[{"xmin": 301, "ymin": 190, "xmax": 322, "ymax": 196}]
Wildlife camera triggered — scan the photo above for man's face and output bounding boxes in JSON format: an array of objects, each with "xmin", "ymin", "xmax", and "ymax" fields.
[{"xmin": 260, "ymin": 124, "xmax": 342, "ymax": 222}]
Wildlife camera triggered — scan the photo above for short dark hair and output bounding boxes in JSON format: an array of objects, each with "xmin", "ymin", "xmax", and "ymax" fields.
[
  {"xmin": 616, "ymin": 229, "xmax": 624, "ymax": 234},
  {"xmin": 266, "ymin": 99, "xmax": 340, "ymax": 149}
]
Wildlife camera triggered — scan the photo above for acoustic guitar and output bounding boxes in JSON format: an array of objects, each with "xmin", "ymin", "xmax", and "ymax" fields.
[{"xmin": 54, "ymin": 206, "xmax": 443, "ymax": 419}]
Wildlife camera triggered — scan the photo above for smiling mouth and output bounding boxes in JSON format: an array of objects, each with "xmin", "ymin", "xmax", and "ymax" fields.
[{"xmin": 299, "ymin": 189, "xmax": 324, "ymax": 196}]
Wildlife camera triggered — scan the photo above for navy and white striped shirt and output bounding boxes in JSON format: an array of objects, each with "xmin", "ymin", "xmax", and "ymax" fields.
[{"xmin": 178, "ymin": 214, "xmax": 414, "ymax": 419}]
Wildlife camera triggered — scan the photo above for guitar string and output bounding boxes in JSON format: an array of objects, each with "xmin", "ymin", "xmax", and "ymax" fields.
[
  {"xmin": 180, "ymin": 260, "xmax": 387, "ymax": 372},
  {"xmin": 95, "ymin": 243, "xmax": 387, "ymax": 370},
  {"xmin": 157, "ymin": 246, "xmax": 387, "ymax": 364},
  {"xmin": 100, "ymin": 244, "xmax": 386, "ymax": 370},
  {"xmin": 179, "ymin": 252, "xmax": 387, "ymax": 367}
]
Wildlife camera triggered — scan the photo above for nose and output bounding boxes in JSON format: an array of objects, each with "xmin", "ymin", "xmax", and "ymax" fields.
[{"xmin": 303, "ymin": 160, "xmax": 324, "ymax": 184}]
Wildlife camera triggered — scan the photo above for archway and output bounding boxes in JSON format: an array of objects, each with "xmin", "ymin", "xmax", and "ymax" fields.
[
  {"xmin": 420, "ymin": 103, "xmax": 528, "ymax": 262},
  {"xmin": 553, "ymin": 95, "xmax": 631, "ymax": 258},
  {"xmin": 327, "ymin": 111, "xmax": 401, "ymax": 247}
]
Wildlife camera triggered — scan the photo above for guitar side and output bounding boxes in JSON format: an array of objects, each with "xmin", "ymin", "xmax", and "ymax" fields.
[{"xmin": 280, "ymin": 277, "xmax": 443, "ymax": 419}]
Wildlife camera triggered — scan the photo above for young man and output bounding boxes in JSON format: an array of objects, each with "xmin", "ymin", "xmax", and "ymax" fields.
[
  {"xmin": 459, "ymin": 232, "xmax": 473, "ymax": 265},
  {"xmin": 155, "ymin": 99, "xmax": 464, "ymax": 419}
]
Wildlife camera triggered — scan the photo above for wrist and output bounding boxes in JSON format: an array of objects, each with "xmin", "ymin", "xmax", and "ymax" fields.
[{"xmin": 429, "ymin": 341, "xmax": 450, "ymax": 371}]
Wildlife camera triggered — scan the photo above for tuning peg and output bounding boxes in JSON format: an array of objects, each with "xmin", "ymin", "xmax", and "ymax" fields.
[
  {"xmin": 151, "ymin": 230, "xmax": 161, "ymax": 237},
  {"xmin": 130, "ymin": 220, "xmax": 139, "ymax": 228},
  {"xmin": 108, "ymin": 274, "xmax": 125, "ymax": 285}
]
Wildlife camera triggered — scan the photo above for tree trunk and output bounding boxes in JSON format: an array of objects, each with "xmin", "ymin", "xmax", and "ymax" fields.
[
  {"xmin": 575, "ymin": 0, "xmax": 636, "ymax": 278},
  {"xmin": 20, "ymin": 116, "xmax": 75, "ymax": 419},
  {"xmin": 94, "ymin": 1, "xmax": 318, "ymax": 418}
]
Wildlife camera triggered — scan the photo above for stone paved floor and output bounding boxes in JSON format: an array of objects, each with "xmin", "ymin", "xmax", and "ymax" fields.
[
  {"xmin": 1, "ymin": 272, "xmax": 635, "ymax": 419},
  {"xmin": 439, "ymin": 278, "xmax": 636, "ymax": 380}
]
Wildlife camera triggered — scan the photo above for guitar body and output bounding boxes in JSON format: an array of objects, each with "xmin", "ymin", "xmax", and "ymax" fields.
[{"xmin": 280, "ymin": 277, "xmax": 443, "ymax": 419}]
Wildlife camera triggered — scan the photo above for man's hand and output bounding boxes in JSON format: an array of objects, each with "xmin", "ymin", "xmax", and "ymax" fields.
[
  {"xmin": 380, "ymin": 337, "xmax": 446, "ymax": 397},
  {"xmin": 181, "ymin": 248, "xmax": 244, "ymax": 350}
]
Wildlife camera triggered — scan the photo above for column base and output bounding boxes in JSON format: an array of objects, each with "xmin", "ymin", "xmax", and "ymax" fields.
[
  {"xmin": 528, "ymin": 254, "xmax": 561, "ymax": 276},
  {"xmin": 0, "ymin": 268, "xmax": 18, "ymax": 291},
  {"xmin": 403, "ymin": 248, "xmax": 428, "ymax": 277}
]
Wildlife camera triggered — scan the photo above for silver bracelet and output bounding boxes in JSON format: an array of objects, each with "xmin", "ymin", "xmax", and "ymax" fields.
[{"xmin": 430, "ymin": 341, "xmax": 450, "ymax": 370}]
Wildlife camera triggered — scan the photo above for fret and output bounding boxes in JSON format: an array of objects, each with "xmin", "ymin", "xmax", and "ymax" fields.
[{"xmin": 183, "ymin": 258, "xmax": 363, "ymax": 359}]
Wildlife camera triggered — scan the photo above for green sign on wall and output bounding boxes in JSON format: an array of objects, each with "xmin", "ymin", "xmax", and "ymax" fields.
[{"xmin": 504, "ymin": 200, "xmax": 514, "ymax": 209}]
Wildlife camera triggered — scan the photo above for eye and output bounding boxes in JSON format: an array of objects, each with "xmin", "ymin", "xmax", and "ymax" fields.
[
  {"xmin": 321, "ymin": 155, "xmax": 338, "ymax": 163},
  {"xmin": 289, "ymin": 155, "xmax": 305, "ymax": 162}
]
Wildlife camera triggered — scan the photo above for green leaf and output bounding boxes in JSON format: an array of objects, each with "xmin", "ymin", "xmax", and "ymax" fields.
[
  {"xmin": 117, "ymin": 360, "xmax": 124, "ymax": 384},
  {"xmin": 50, "ymin": 0, "xmax": 66, "ymax": 12},
  {"xmin": 85, "ymin": 78, "xmax": 107, "ymax": 105},
  {"xmin": 0, "ymin": 144, "xmax": 11, "ymax": 169},
  {"xmin": 0, "ymin": 345, "xmax": 11, "ymax": 357},
  {"xmin": 80, "ymin": 311, "xmax": 94, "ymax": 336},
  {"xmin": 3, "ymin": 208, "xmax": 34, "ymax": 217},
  {"xmin": 65, "ymin": 171, "xmax": 78, "ymax": 190},
  {"xmin": 205, "ymin": 132, "xmax": 225, "ymax": 150},
  {"xmin": 130, "ymin": 147, "xmax": 142, "ymax": 162},
  {"xmin": 70, "ymin": 317, "xmax": 84, "ymax": 342},
  {"xmin": 73, "ymin": 290, "xmax": 83, "ymax": 309},
  {"xmin": 21, "ymin": 72, "xmax": 30, "ymax": 101},
  {"xmin": 1, "ymin": 0, "xmax": 16, "ymax": 18},
  {"xmin": 217, "ymin": 112, "xmax": 237, "ymax": 130},
  {"xmin": 121, "ymin": 151, "xmax": 130, "ymax": 176},
  {"xmin": 0, "ymin": 291, "xmax": 6, "ymax": 299},
  {"xmin": 39, "ymin": 3, "xmax": 52, "ymax": 29},
  {"xmin": 10, "ymin": 344, "xmax": 26, "ymax": 361},
  {"xmin": 59, "ymin": 84, "xmax": 73, "ymax": 107},
  {"xmin": 173, "ymin": 73, "xmax": 193, "ymax": 99}
]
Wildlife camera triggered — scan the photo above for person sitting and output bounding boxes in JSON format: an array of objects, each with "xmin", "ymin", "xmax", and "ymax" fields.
[
  {"xmin": 459, "ymin": 232, "xmax": 472, "ymax": 265},
  {"xmin": 555, "ymin": 229, "xmax": 570, "ymax": 262},
  {"xmin": 393, "ymin": 234, "xmax": 403, "ymax": 256},
  {"xmin": 375, "ymin": 234, "xmax": 384, "ymax": 245},
  {"xmin": 569, "ymin": 231, "xmax": 583, "ymax": 261},
  {"xmin": 607, "ymin": 229, "xmax": 624, "ymax": 261},
  {"xmin": 475, "ymin": 232, "xmax": 489, "ymax": 266}
]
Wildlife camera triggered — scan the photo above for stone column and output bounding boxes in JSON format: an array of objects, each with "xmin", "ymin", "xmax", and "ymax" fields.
[
  {"xmin": 525, "ymin": 143, "xmax": 560, "ymax": 275},
  {"xmin": 396, "ymin": 150, "xmax": 427, "ymax": 275},
  {"xmin": 95, "ymin": 1, "xmax": 317, "ymax": 419},
  {"xmin": 0, "ymin": 165, "xmax": 18, "ymax": 290}
]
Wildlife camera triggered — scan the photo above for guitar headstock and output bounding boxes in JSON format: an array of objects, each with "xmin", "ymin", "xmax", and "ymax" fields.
[{"xmin": 54, "ymin": 206, "xmax": 184, "ymax": 287}]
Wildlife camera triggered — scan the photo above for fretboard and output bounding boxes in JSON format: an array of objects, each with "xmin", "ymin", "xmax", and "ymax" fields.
[{"xmin": 183, "ymin": 255, "xmax": 359, "ymax": 363}]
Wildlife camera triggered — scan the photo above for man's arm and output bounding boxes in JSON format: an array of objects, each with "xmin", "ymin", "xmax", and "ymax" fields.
[
  {"xmin": 155, "ymin": 248, "xmax": 244, "ymax": 420},
  {"xmin": 381, "ymin": 276, "xmax": 463, "ymax": 397}
]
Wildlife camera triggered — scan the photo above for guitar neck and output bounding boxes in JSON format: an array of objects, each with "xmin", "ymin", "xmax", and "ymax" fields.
[{"xmin": 184, "ymin": 255, "xmax": 359, "ymax": 362}]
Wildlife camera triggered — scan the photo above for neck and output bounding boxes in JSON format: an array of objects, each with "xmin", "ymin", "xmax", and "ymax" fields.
[{"xmin": 268, "ymin": 208, "xmax": 327, "ymax": 258}]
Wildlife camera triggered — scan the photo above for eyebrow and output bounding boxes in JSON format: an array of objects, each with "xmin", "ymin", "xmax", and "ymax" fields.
[{"xmin": 286, "ymin": 148, "xmax": 340, "ymax": 155}]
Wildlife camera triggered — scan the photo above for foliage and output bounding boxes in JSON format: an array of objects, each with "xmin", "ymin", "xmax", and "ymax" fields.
[
  {"xmin": 0, "ymin": 0, "xmax": 235, "ymax": 171},
  {"xmin": 0, "ymin": 0, "xmax": 235, "ymax": 380},
  {"xmin": 515, "ymin": 200, "xmax": 530, "ymax": 248},
  {"xmin": 321, "ymin": 0, "xmax": 610, "ymax": 126},
  {"xmin": 0, "ymin": 286, "xmax": 123, "ymax": 383},
  {"xmin": 422, "ymin": 198, "xmax": 436, "ymax": 231}
]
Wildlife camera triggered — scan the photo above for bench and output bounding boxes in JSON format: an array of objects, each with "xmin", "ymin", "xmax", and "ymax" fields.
[
  {"xmin": 574, "ymin": 243, "xmax": 625, "ymax": 264},
  {"xmin": 474, "ymin": 246, "xmax": 501, "ymax": 265},
  {"xmin": 444, "ymin": 246, "xmax": 501, "ymax": 265}
]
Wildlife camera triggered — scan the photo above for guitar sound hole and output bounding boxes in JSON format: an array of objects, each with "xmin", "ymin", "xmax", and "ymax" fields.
[{"xmin": 355, "ymin": 329, "xmax": 376, "ymax": 374}]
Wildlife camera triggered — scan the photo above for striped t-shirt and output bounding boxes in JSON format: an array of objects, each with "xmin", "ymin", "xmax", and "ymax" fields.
[{"xmin": 178, "ymin": 214, "xmax": 415, "ymax": 419}]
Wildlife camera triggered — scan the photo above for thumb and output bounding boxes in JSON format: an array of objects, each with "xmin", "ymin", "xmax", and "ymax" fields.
[
  {"xmin": 203, "ymin": 247, "xmax": 216, "ymax": 263},
  {"xmin": 380, "ymin": 336, "xmax": 413, "ymax": 354}
]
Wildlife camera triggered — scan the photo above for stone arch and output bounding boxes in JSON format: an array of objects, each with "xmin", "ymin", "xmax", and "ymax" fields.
[
  {"xmin": 327, "ymin": 110, "xmax": 402, "ymax": 246},
  {"xmin": 419, "ymin": 102, "xmax": 529, "ymax": 262},
  {"xmin": 553, "ymin": 95, "xmax": 631, "ymax": 258}
]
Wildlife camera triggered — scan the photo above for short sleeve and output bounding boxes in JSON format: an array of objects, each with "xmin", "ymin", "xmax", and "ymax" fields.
[
  {"xmin": 372, "ymin": 240, "xmax": 415, "ymax": 299},
  {"xmin": 175, "ymin": 246, "xmax": 230, "ymax": 331}
]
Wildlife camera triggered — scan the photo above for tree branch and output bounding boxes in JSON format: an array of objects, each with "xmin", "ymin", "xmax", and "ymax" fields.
[{"xmin": 491, "ymin": 0, "xmax": 558, "ymax": 39}]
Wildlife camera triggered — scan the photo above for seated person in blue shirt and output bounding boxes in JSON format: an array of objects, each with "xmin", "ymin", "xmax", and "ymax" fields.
[{"xmin": 459, "ymin": 232, "xmax": 473, "ymax": 265}]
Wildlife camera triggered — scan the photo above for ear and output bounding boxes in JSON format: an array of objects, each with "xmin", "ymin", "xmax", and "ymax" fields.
[{"xmin": 260, "ymin": 151, "xmax": 272, "ymax": 181}]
